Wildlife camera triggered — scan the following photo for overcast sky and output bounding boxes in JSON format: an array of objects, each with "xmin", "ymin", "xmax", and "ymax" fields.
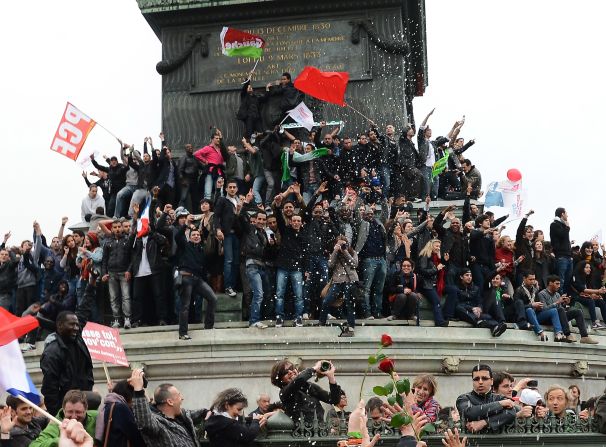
[{"xmin": 1, "ymin": 0, "xmax": 603, "ymax": 245}]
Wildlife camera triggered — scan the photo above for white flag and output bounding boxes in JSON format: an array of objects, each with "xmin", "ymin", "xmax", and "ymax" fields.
[{"xmin": 287, "ymin": 102, "xmax": 315, "ymax": 131}]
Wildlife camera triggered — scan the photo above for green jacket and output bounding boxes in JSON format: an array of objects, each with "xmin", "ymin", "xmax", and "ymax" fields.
[{"xmin": 29, "ymin": 409, "xmax": 97, "ymax": 447}]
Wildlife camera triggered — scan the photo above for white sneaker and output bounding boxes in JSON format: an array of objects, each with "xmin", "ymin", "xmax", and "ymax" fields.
[
  {"xmin": 124, "ymin": 318, "xmax": 131, "ymax": 329},
  {"xmin": 302, "ymin": 313, "xmax": 310, "ymax": 320},
  {"xmin": 386, "ymin": 315, "xmax": 396, "ymax": 321},
  {"xmin": 327, "ymin": 314, "xmax": 337, "ymax": 320},
  {"xmin": 366, "ymin": 315, "xmax": 375, "ymax": 320},
  {"xmin": 251, "ymin": 321, "xmax": 268, "ymax": 329},
  {"xmin": 111, "ymin": 319, "xmax": 120, "ymax": 328}
]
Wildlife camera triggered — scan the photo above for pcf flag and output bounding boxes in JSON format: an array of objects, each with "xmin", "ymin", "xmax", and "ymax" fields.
[
  {"xmin": 220, "ymin": 27, "xmax": 265, "ymax": 59},
  {"xmin": 0, "ymin": 340, "xmax": 41, "ymax": 404},
  {"xmin": 0, "ymin": 307, "xmax": 39, "ymax": 347},
  {"xmin": 294, "ymin": 66, "xmax": 349, "ymax": 106},
  {"xmin": 287, "ymin": 102, "xmax": 315, "ymax": 131},
  {"xmin": 50, "ymin": 102, "xmax": 96, "ymax": 161}
]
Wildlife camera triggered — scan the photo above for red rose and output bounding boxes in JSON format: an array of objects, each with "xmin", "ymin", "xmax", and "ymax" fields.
[
  {"xmin": 380, "ymin": 334, "xmax": 393, "ymax": 347},
  {"xmin": 378, "ymin": 358, "xmax": 395, "ymax": 375}
]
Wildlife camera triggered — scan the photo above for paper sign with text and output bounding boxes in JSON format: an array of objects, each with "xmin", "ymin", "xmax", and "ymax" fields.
[{"xmin": 82, "ymin": 322, "xmax": 128, "ymax": 367}]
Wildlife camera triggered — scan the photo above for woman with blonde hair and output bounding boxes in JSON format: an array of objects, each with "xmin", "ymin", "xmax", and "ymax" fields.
[{"xmin": 416, "ymin": 239, "xmax": 449, "ymax": 326}]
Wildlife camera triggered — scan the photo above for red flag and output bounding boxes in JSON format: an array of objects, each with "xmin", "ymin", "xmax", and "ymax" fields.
[
  {"xmin": 294, "ymin": 66, "xmax": 349, "ymax": 106},
  {"xmin": 50, "ymin": 102, "xmax": 96, "ymax": 161},
  {"xmin": 0, "ymin": 308, "xmax": 39, "ymax": 347}
]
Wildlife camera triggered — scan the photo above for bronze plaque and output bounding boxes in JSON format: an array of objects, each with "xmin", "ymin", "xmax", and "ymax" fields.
[{"xmin": 189, "ymin": 18, "xmax": 371, "ymax": 93}]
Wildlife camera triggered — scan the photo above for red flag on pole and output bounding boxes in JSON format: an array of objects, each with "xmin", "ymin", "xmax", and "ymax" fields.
[
  {"xmin": 294, "ymin": 66, "xmax": 349, "ymax": 106},
  {"xmin": 0, "ymin": 308, "xmax": 39, "ymax": 347},
  {"xmin": 50, "ymin": 102, "xmax": 96, "ymax": 161}
]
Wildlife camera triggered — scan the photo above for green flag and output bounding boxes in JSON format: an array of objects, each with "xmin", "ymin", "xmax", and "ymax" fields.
[
  {"xmin": 281, "ymin": 147, "xmax": 330, "ymax": 182},
  {"xmin": 432, "ymin": 150, "xmax": 450, "ymax": 179}
]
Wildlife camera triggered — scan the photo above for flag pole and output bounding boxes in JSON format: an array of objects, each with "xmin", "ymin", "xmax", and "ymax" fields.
[
  {"xmin": 242, "ymin": 59, "xmax": 261, "ymax": 84},
  {"xmin": 102, "ymin": 362, "xmax": 112, "ymax": 389},
  {"xmin": 345, "ymin": 103, "xmax": 377, "ymax": 127},
  {"xmin": 16, "ymin": 395, "xmax": 62, "ymax": 425},
  {"xmin": 94, "ymin": 121, "xmax": 122, "ymax": 144}
]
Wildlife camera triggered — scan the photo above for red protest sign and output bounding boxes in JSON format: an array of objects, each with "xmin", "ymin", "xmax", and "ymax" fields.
[
  {"xmin": 82, "ymin": 322, "xmax": 128, "ymax": 367},
  {"xmin": 50, "ymin": 102, "xmax": 96, "ymax": 161}
]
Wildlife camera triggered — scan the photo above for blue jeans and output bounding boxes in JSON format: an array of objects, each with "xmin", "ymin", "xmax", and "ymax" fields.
[
  {"xmin": 360, "ymin": 257, "xmax": 387, "ymax": 318},
  {"xmin": 303, "ymin": 255, "xmax": 329, "ymax": 314},
  {"xmin": 528, "ymin": 308, "xmax": 562, "ymax": 335},
  {"xmin": 420, "ymin": 287, "xmax": 447, "ymax": 325},
  {"xmin": 470, "ymin": 263, "xmax": 491, "ymax": 294},
  {"xmin": 573, "ymin": 294, "xmax": 606, "ymax": 323},
  {"xmin": 223, "ymin": 233, "xmax": 240, "ymax": 289},
  {"xmin": 114, "ymin": 184, "xmax": 137, "ymax": 218},
  {"xmin": 108, "ymin": 272, "xmax": 131, "ymax": 319},
  {"xmin": 275, "ymin": 268, "xmax": 303, "ymax": 319},
  {"xmin": 320, "ymin": 282, "xmax": 356, "ymax": 327},
  {"xmin": 203, "ymin": 172, "xmax": 220, "ymax": 200},
  {"xmin": 302, "ymin": 182, "xmax": 319, "ymax": 204},
  {"xmin": 381, "ymin": 164, "xmax": 391, "ymax": 197},
  {"xmin": 421, "ymin": 166, "xmax": 439, "ymax": 200},
  {"xmin": 252, "ymin": 176, "xmax": 265, "ymax": 205},
  {"xmin": 246, "ymin": 264, "xmax": 270, "ymax": 324},
  {"xmin": 555, "ymin": 257, "xmax": 573, "ymax": 294}
]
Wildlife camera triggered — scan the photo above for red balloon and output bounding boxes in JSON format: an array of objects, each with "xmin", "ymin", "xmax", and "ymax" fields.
[{"xmin": 506, "ymin": 168, "xmax": 522, "ymax": 182}]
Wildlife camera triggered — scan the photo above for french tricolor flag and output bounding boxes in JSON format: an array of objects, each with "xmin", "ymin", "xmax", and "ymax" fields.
[
  {"xmin": 0, "ymin": 308, "xmax": 41, "ymax": 404},
  {"xmin": 137, "ymin": 197, "xmax": 151, "ymax": 238}
]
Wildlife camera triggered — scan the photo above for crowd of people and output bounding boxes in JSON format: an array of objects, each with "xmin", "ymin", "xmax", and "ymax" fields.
[
  {"xmin": 1, "ymin": 72, "xmax": 606, "ymax": 344},
  {"xmin": 3, "ymin": 342, "xmax": 606, "ymax": 447}
]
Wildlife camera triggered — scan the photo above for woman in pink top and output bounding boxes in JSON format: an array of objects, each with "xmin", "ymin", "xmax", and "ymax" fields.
[{"xmin": 195, "ymin": 132, "xmax": 226, "ymax": 199}]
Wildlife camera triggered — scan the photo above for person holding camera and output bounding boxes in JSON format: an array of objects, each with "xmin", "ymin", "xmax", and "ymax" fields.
[
  {"xmin": 270, "ymin": 359, "xmax": 343, "ymax": 424},
  {"xmin": 318, "ymin": 236, "xmax": 359, "ymax": 336}
]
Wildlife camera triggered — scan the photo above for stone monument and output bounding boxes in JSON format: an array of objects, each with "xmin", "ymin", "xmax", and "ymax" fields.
[{"xmin": 138, "ymin": 0, "xmax": 427, "ymax": 153}]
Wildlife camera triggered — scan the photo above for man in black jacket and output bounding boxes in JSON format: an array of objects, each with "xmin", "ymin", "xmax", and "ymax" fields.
[
  {"xmin": 91, "ymin": 152, "xmax": 128, "ymax": 218},
  {"xmin": 178, "ymin": 143, "xmax": 200, "ymax": 210},
  {"xmin": 153, "ymin": 144, "xmax": 180, "ymax": 209},
  {"xmin": 444, "ymin": 269, "xmax": 506, "ymax": 336},
  {"xmin": 550, "ymin": 207, "xmax": 573, "ymax": 293},
  {"xmin": 396, "ymin": 126, "xmax": 423, "ymax": 200},
  {"xmin": 272, "ymin": 192, "xmax": 306, "ymax": 328},
  {"xmin": 130, "ymin": 202, "xmax": 168, "ymax": 327},
  {"xmin": 456, "ymin": 364, "xmax": 516, "ymax": 433},
  {"xmin": 175, "ymin": 222, "xmax": 217, "ymax": 339},
  {"xmin": 302, "ymin": 187, "xmax": 337, "ymax": 318},
  {"xmin": 0, "ymin": 242, "xmax": 18, "ymax": 311},
  {"xmin": 214, "ymin": 180, "xmax": 241, "ymax": 297},
  {"xmin": 40, "ymin": 311, "xmax": 94, "ymax": 417},
  {"xmin": 240, "ymin": 211, "xmax": 271, "ymax": 329},
  {"xmin": 434, "ymin": 205, "xmax": 468, "ymax": 286},
  {"xmin": 101, "ymin": 220, "xmax": 135, "ymax": 329},
  {"xmin": 265, "ymin": 72, "xmax": 302, "ymax": 126},
  {"xmin": 469, "ymin": 215, "xmax": 496, "ymax": 292}
]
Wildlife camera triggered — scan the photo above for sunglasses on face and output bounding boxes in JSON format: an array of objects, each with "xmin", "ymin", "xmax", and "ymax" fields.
[{"xmin": 473, "ymin": 376, "xmax": 491, "ymax": 382}]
